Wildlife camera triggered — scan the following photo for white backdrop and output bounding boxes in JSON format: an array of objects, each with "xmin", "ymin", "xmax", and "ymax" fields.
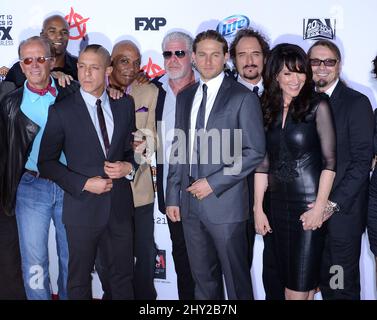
[{"xmin": 1, "ymin": 0, "xmax": 377, "ymax": 299}]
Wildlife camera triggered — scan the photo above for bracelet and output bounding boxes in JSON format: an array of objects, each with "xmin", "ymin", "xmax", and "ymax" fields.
[{"xmin": 325, "ymin": 200, "xmax": 340, "ymax": 214}]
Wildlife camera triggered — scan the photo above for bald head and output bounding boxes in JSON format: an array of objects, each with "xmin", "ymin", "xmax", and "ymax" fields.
[
  {"xmin": 110, "ymin": 40, "xmax": 142, "ymax": 89},
  {"xmin": 41, "ymin": 15, "xmax": 70, "ymax": 56}
]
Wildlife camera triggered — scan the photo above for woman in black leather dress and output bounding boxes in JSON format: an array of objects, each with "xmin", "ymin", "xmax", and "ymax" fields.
[{"xmin": 253, "ymin": 43, "xmax": 336, "ymax": 300}]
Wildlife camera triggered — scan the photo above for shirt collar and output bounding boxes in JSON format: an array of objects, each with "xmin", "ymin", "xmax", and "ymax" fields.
[
  {"xmin": 200, "ymin": 71, "xmax": 224, "ymax": 92},
  {"xmin": 237, "ymin": 76, "xmax": 264, "ymax": 94},
  {"xmin": 80, "ymin": 88, "xmax": 108, "ymax": 108},
  {"xmin": 24, "ymin": 76, "xmax": 56, "ymax": 103},
  {"xmin": 325, "ymin": 78, "xmax": 339, "ymax": 97}
]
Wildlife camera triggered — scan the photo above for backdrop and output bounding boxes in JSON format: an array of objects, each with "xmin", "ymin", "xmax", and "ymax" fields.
[{"xmin": 1, "ymin": 0, "xmax": 376, "ymax": 299}]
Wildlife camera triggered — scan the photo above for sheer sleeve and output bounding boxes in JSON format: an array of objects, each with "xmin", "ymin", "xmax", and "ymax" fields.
[
  {"xmin": 315, "ymin": 99, "xmax": 336, "ymax": 171},
  {"xmin": 255, "ymin": 151, "xmax": 269, "ymax": 174}
]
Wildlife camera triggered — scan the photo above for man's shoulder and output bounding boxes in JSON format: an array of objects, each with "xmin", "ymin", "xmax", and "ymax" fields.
[
  {"xmin": 131, "ymin": 81, "xmax": 158, "ymax": 96},
  {"xmin": 337, "ymin": 80, "xmax": 369, "ymax": 102}
]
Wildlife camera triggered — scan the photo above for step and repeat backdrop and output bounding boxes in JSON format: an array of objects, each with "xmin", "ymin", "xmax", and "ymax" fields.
[{"xmin": 1, "ymin": 0, "xmax": 377, "ymax": 299}]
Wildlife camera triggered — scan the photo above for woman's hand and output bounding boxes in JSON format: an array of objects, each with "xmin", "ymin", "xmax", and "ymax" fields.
[
  {"xmin": 300, "ymin": 205, "xmax": 324, "ymax": 231},
  {"xmin": 254, "ymin": 207, "xmax": 272, "ymax": 236}
]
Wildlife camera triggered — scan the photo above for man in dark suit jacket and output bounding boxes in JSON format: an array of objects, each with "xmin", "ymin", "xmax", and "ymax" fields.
[
  {"xmin": 166, "ymin": 30, "xmax": 265, "ymax": 299},
  {"xmin": 39, "ymin": 44, "xmax": 137, "ymax": 300},
  {"xmin": 5, "ymin": 15, "xmax": 78, "ymax": 87},
  {"xmin": 153, "ymin": 31, "xmax": 197, "ymax": 300},
  {"xmin": 308, "ymin": 40, "xmax": 374, "ymax": 300}
]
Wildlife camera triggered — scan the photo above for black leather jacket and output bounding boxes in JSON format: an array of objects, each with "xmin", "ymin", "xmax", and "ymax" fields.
[{"xmin": 0, "ymin": 80, "xmax": 80, "ymax": 216}]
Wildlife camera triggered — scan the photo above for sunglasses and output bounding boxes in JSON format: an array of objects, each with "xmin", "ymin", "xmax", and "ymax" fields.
[
  {"xmin": 20, "ymin": 56, "xmax": 53, "ymax": 65},
  {"xmin": 309, "ymin": 58, "xmax": 338, "ymax": 67},
  {"xmin": 162, "ymin": 50, "xmax": 186, "ymax": 59}
]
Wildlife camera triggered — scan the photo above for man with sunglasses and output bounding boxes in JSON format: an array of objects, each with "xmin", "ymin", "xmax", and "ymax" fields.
[
  {"xmin": 308, "ymin": 40, "xmax": 374, "ymax": 300},
  {"xmin": 0, "ymin": 36, "xmax": 79, "ymax": 299},
  {"xmin": 5, "ymin": 14, "xmax": 77, "ymax": 88},
  {"xmin": 153, "ymin": 31, "xmax": 198, "ymax": 299},
  {"xmin": 166, "ymin": 30, "xmax": 265, "ymax": 299}
]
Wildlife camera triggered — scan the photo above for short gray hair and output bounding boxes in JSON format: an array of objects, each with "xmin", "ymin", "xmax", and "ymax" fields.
[
  {"xmin": 18, "ymin": 36, "xmax": 52, "ymax": 59},
  {"xmin": 162, "ymin": 31, "xmax": 193, "ymax": 55}
]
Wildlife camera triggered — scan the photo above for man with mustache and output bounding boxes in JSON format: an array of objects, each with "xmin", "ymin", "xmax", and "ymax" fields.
[
  {"xmin": 229, "ymin": 28, "xmax": 285, "ymax": 300},
  {"xmin": 5, "ymin": 14, "xmax": 78, "ymax": 88}
]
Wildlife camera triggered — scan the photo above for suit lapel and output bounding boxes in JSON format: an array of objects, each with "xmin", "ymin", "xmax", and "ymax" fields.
[
  {"xmin": 74, "ymin": 91, "xmax": 106, "ymax": 159},
  {"xmin": 184, "ymin": 82, "xmax": 200, "ymax": 132},
  {"xmin": 107, "ymin": 98, "xmax": 120, "ymax": 160},
  {"xmin": 206, "ymin": 77, "xmax": 230, "ymax": 130}
]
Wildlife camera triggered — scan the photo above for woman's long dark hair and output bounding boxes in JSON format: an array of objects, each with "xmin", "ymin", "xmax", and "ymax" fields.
[{"xmin": 261, "ymin": 43, "xmax": 315, "ymax": 127}]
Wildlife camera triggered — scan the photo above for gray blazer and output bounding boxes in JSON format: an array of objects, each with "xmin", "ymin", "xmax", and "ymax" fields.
[{"xmin": 166, "ymin": 76, "xmax": 265, "ymax": 224}]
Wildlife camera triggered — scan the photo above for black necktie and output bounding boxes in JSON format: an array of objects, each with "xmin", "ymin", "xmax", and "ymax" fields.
[
  {"xmin": 96, "ymin": 99, "xmax": 110, "ymax": 157},
  {"xmin": 253, "ymin": 86, "xmax": 259, "ymax": 95},
  {"xmin": 191, "ymin": 84, "xmax": 207, "ymax": 179}
]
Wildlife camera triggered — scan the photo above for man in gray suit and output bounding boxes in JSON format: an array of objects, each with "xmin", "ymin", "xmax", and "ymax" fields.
[{"xmin": 166, "ymin": 30, "xmax": 265, "ymax": 299}]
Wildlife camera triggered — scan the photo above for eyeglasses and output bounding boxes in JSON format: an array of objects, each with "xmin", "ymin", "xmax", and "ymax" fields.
[
  {"xmin": 309, "ymin": 58, "xmax": 338, "ymax": 67},
  {"xmin": 162, "ymin": 50, "xmax": 186, "ymax": 59},
  {"xmin": 20, "ymin": 56, "xmax": 53, "ymax": 65}
]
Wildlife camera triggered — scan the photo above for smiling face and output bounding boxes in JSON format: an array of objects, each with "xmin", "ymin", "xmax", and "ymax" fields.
[
  {"xmin": 19, "ymin": 39, "xmax": 54, "ymax": 89},
  {"xmin": 110, "ymin": 43, "xmax": 141, "ymax": 89},
  {"xmin": 41, "ymin": 16, "xmax": 70, "ymax": 57},
  {"xmin": 309, "ymin": 45, "xmax": 340, "ymax": 93},
  {"xmin": 78, "ymin": 50, "xmax": 112, "ymax": 98},
  {"xmin": 276, "ymin": 65, "xmax": 306, "ymax": 105},
  {"xmin": 192, "ymin": 39, "xmax": 228, "ymax": 82}
]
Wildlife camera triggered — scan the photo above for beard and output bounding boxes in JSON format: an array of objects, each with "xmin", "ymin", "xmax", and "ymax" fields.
[
  {"xmin": 315, "ymin": 78, "xmax": 328, "ymax": 88},
  {"xmin": 241, "ymin": 65, "xmax": 260, "ymax": 81}
]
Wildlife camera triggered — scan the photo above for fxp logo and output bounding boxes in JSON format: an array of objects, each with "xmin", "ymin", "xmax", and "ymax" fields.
[
  {"xmin": 65, "ymin": 7, "xmax": 90, "ymax": 40},
  {"xmin": 217, "ymin": 15, "xmax": 250, "ymax": 38}
]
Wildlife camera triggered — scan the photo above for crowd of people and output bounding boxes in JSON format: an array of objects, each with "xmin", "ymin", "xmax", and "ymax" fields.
[{"xmin": 0, "ymin": 13, "xmax": 377, "ymax": 300}]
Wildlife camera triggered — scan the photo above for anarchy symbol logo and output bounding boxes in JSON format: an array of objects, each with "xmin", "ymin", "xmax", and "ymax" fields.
[
  {"xmin": 65, "ymin": 7, "xmax": 90, "ymax": 40},
  {"xmin": 142, "ymin": 57, "xmax": 165, "ymax": 79}
]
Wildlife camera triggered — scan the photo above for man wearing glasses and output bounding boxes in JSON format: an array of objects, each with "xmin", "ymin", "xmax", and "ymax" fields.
[
  {"xmin": 5, "ymin": 14, "xmax": 78, "ymax": 88},
  {"xmin": 0, "ymin": 36, "xmax": 79, "ymax": 299},
  {"xmin": 308, "ymin": 40, "xmax": 374, "ymax": 300},
  {"xmin": 153, "ymin": 31, "xmax": 197, "ymax": 299}
]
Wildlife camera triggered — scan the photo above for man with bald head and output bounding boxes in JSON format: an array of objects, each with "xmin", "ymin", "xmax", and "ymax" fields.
[
  {"xmin": 106, "ymin": 40, "xmax": 158, "ymax": 299},
  {"xmin": 5, "ymin": 14, "xmax": 78, "ymax": 87}
]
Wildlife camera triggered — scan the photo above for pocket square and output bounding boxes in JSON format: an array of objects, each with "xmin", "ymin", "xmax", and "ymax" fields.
[{"xmin": 136, "ymin": 106, "xmax": 149, "ymax": 113}]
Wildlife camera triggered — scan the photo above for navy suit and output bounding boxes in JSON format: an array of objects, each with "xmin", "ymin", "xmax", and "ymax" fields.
[{"xmin": 39, "ymin": 90, "xmax": 136, "ymax": 299}]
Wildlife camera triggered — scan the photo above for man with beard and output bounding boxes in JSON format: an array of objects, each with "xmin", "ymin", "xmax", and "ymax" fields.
[
  {"xmin": 229, "ymin": 28, "xmax": 285, "ymax": 300},
  {"xmin": 308, "ymin": 40, "xmax": 374, "ymax": 300},
  {"xmin": 5, "ymin": 15, "xmax": 77, "ymax": 87},
  {"xmin": 153, "ymin": 31, "xmax": 198, "ymax": 299}
]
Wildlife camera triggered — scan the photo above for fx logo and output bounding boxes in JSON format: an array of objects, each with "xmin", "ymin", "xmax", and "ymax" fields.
[
  {"xmin": 135, "ymin": 17, "xmax": 166, "ymax": 31},
  {"xmin": 0, "ymin": 27, "xmax": 12, "ymax": 40}
]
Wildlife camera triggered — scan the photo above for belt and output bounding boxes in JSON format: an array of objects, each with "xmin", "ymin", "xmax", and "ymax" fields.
[{"xmin": 24, "ymin": 169, "xmax": 50, "ymax": 181}]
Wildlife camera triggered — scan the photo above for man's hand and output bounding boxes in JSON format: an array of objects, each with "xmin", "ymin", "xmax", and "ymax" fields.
[
  {"xmin": 0, "ymin": 66, "xmax": 9, "ymax": 78},
  {"xmin": 186, "ymin": 178, "xmax": 213, "ymax": 200},
  {"xmin": 83, "ymin": 176, "xmax": 112, "ymax": 194},
  {"xmin": 104, "ymin": 161, "xmax": 132, "ymax": 179},
  {"xmin": 166, "ymin": 206, "xmax": 181, "ymax": 222},
  {"xmin": 52, "ymin": 71, "xmax": 73, "ymax": 87},
  {"xmin": 107, "ymin": 87, "xmax": 124, "ymax": 100},
  {"xmin": 132, "ymin": 132, "xmax": 147, "ymax": 154}
]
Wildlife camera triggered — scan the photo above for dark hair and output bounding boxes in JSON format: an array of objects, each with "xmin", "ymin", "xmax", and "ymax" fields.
[
  {"xmin": 193, "ymin": 30, "xmax": 228, "ymax": 54},
  {"xmin": 261, "ymin": 43, "xmax": 314, "ymax": 126},
  {"xmin": 80, "ymin": 44, "xmax": 111, "ymax": 67},
  {"xmin": 229, "ymin": 28, "xmax": 270, "ymax": 63},
  {"xmin": 307, "ymin": 39, "xmax": 341, "ymax": 62},
  {"xmin": 372, "ymin": 55, "xmax": 377, "ymax": 78}
]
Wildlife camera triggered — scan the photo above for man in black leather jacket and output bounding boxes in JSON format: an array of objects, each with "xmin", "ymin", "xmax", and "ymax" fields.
[{"xmin": 0, "ymin": 36, "xmax": 79, "ymax": 299}]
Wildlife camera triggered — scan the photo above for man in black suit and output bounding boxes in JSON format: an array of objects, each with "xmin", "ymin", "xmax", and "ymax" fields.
[
  {"xmin": 308, "ymin": 40, "xmax": 374, "ymax": 300},
  {"xmin": 230, "ymin": 27, "xmax": 285, "ymax": 300},
  {"xmin": 166, "ymin": 30, "xmax": 265, "ymax": 299},
  {"xmin": 5, "ymin": 14, "xmax": 78, "ymax": 87},
  {"xmin": 39, "ymin": 44, "xmax": 137, "ymax": 299},
  {"xmin": 153, "ymin": 31, "xmax": 197, "ymax": 299}
]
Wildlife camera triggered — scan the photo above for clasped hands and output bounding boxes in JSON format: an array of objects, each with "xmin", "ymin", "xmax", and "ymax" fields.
[{"xmin": 83, "ymin": 161, "xmax": 133, "ymax": 194}]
